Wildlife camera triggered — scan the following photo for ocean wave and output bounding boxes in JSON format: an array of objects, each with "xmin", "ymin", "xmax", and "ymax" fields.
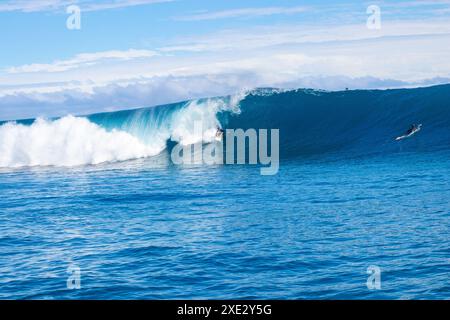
[
  {"xmin": 0, "ymin": 116, "xmax": 159, "ymax": 168},
  {"xmin": 1, "ymin": 84, "xmax": 449, "ymax": 168},
  {"xmin": 0, "ymin": 94, "xmax": 243, "ymax": 168}
]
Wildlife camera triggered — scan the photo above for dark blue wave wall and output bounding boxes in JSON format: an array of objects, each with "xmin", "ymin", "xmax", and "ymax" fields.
[{"xmin": 220, "ymin": 85, "xmax": 450, "ymax": 157}]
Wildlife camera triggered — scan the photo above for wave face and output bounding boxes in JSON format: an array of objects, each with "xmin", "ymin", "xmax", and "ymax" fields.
[
  {"xmin": 1, "ymin": 84, "xmax": 449, "ymax": 168},
  {"xmin": 224, "ymin": 85, "xmax": 450, "ymax": 157}
]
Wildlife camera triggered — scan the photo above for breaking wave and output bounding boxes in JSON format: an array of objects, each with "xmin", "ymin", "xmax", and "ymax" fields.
[{"xmin": 1, "ymin": 84, "xmax": 449, "ymax": 168}]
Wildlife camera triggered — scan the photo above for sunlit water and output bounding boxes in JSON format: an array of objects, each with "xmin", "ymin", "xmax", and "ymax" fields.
[{"xmin": 1, "ymin": 151, "xmax": 449, "ymax": 299}]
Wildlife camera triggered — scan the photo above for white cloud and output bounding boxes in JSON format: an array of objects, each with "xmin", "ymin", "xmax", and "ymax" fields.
[
  {"xmin": 2, "ymin": 32, "xmax": 450, "ymax": 95},
  {"xmin": 1, "ymin": 19, "xmax": 450, "ymax": 120},
  {"xmin": 1, "ymin": 72, "xmax": 448, "ymax": 121},
  {"xmin": 81, "ymin": 0, "xmax": 173, "ymax": 12},
  {"xmin": 0, "ymin": 0, "xmax": 172, "ymax": 13},
  {"xmin": 6, "ymin": 49, "xmax": 157, "ymax": 73},
  {"xmin": 4, "ymin": 20, "xmax": 450, "ymax": 83},
  {"xmin": 0, "ymin": 0, "xmax": 69, "ymax": 12},
  {"xmin": 160, "ymin": 20, "xmax": 450, "ymax": 53},
  {"xmin": 174, "ymin": 6, "xmax": 308, "ymax": 21},
  {"xmin": 384, "ymin": 0, "xmax": 450, "ymax": 8}
]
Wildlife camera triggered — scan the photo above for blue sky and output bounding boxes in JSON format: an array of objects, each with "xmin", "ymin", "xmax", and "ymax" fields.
[
  {"xmin": 0, "ymin": 0, "xmax": 361, "ymax": 67},
  {"xmin": 1, "ymin": 0, "xmax": 450, "ymax": 120}
]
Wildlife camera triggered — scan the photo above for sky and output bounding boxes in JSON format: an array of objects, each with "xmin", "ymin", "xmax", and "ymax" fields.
[{"xmin": 1, "ymin": 0, "xmax": 450, "ymax": 120}]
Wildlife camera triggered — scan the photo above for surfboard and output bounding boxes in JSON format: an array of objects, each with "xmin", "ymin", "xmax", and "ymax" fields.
[{"xmin": 395, "ymin": 124, "xmax": 422, "ymax": 141}]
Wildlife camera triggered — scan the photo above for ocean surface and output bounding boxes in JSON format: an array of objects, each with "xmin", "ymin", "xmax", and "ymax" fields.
[{"xmin": 0, "ymin": 85, "xmax": 449, "ymax": 299}]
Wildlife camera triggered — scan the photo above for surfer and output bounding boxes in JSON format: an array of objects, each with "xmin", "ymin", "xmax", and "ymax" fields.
[
  {"xmin": 215, "ymin": 126, "xmax": 224, "ymax": 141},
  {"xmin": 395, "ymin": 123, "xmax": 422, "ymax": 141},
  {"xmin": 406, "ymin": 124, "xmax": 418, "ymax": 135}
]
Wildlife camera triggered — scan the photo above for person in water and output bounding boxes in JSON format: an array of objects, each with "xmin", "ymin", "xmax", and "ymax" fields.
[
  {"xmin": 216, "ymin": 126, "xmax": 224, "ymax": 137},
  {"xmin": 406, "ymin": 124, "xmax": 418, "ymax": 135}
]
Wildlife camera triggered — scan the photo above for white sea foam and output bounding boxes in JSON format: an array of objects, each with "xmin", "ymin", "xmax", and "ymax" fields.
[
  {"xmin": 170, "ymin": 97, "xmax": 238, "ymax": 145},
  {"xmin": 120, "ymin": 94, "xmax": 243, "ymax": 147},
  {"xmin": 0, "ymin": 116, "xmax": 160, "ymax": 168}
]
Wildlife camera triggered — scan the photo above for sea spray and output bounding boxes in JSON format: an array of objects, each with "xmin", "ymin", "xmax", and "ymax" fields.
[{"xmin": 0, "ymin": 116, "xmax": 159, "ymax": 168}]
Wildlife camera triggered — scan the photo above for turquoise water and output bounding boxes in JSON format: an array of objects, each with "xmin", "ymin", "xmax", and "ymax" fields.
[{"xmin": 0, "ymin": 86, "xmax": 449, "ymax": 299}]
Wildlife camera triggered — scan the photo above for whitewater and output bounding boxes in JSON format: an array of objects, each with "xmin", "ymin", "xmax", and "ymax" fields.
[{"xmin": 0, "ymin": 95, "xmax": 243, "ymax": 168}]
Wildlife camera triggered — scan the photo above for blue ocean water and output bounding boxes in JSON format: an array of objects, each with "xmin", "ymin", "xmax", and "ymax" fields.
[{"xmin": 0, "ymin": 85, "xmax": 449, "ymax": 299}]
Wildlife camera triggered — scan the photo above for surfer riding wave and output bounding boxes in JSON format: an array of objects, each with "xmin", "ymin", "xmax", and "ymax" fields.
[{"xmin": 396, "ymin": 124, "xmax": 422, "ymax": 141}]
